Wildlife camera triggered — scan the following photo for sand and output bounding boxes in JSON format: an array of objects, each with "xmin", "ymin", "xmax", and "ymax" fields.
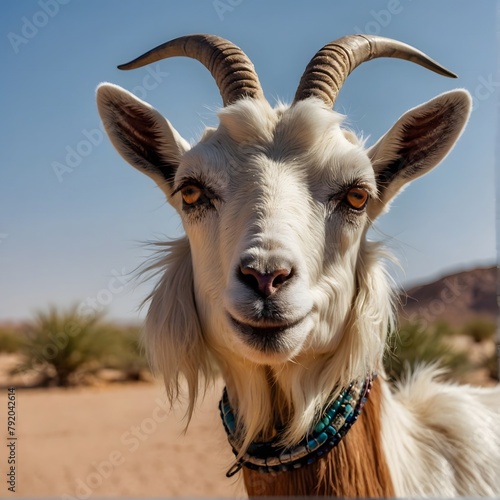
[{"xmin": 0, "ymin": 375, "xmax": 247, "ymax": 498}]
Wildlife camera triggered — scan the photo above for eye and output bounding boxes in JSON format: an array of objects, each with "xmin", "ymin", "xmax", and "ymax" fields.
[
  {"xmin": 345, "ymin": 187, "xmax": 369, "ymax": 210},
  {"xmin": 181, "ymin": 185, "xmax": 203, "ymax": 205}
]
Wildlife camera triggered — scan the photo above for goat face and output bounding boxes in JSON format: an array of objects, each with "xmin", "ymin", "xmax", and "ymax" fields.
[
  {"xmin": 178, "ymin": 100, "xmax": 378, "ymax": 364},
  {"xmin": 96, "ymin": 36, "xmax": 471, "ymax": 418}
]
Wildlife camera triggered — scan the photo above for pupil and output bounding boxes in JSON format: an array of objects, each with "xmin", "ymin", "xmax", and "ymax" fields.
[{"xmin": 183, "ymin": 186, "xmax": 199, "ymax": 200}]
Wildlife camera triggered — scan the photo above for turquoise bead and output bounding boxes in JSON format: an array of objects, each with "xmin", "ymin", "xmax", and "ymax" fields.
[
  {"xmin": 314, "ymin": 421, "xmax": 325, "ymax": 433},
  {"xmin": 317, "ymin": 432, "xmax": 328, "ymax": 444},
  {"xmin": 327, "ymin": 425, "xmax": 337, "ymax": 435},
  {"xmin": 308, "ymin": 438, "xmax": 319, "ymax": 450},
  {"xmin": 326, "ymin": 407, "xmax": 337, "ymax": 418}
]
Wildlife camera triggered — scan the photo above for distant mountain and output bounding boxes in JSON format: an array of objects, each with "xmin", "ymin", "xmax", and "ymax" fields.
[{"xmin": 398, "ymin": 266, "xmax": 497, "ymax": 326}]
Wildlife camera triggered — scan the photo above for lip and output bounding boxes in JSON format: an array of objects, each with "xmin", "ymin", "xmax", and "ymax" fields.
[{"xmin": 228, "ymin": 315, "xmax": 305, "ymax": 338}]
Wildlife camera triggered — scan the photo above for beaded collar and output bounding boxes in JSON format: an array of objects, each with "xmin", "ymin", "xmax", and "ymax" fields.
[{"xmin": 219, "ymin": 374, "xmax": 375, "ymax": 477}]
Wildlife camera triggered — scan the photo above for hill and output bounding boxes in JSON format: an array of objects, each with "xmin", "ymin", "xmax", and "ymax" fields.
[{"xmin": 399, "ymin": 266, "xmax": 497, "ymax": 327}]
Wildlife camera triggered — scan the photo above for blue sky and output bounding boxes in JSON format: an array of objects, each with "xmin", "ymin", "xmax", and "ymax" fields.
[{"xmin": 1, "ymin": 0, "xmax": 497, "ymax": 321}]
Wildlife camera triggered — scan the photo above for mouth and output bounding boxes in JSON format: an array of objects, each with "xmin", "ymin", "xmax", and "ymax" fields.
[{"xmin": 228, "ymin": 314, "xmax": 309, "ymax": 354}]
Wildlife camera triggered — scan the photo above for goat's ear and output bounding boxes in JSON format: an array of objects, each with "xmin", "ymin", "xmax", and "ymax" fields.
[
  {"xmin": 96, "ymin": 83, "xmax": 190, "ymax": 200},
  {"xmin": 367, "ymin": 90, "xmax": 471, "ymax": 220}
]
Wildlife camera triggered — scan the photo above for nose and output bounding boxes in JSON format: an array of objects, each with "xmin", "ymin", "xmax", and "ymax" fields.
[{"xmin": 239, "ymin": 264, "xmax": 293, "ymax": 297}]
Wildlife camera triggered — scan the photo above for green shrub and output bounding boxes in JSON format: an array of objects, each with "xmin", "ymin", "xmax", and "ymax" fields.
[
  {"xmin": 462, "ymin": 319, "xmax": 496, "ymax": 343},
  {"xmin": 98, "ymin": 323, "xmax": 150, "ymax": 380},
  {"xmin": 384, "ymin": 321, "xmax": 470, "ymax": 382},
  {"xmin": 0, "ymin": 326, "xmax": 25, "ymax": 353},
  {"xmin": 15, "ymin": 306, "xmax": 110, "ymax": 387}
]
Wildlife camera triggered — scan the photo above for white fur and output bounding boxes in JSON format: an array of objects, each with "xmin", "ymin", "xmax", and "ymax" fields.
[
  {"xmin": 381, "ymin": 367, "xmax": 500, "ymax": 496},
  {"xmin": 96, "ymin": 80, "xmax": 500, "ymax": 496}
]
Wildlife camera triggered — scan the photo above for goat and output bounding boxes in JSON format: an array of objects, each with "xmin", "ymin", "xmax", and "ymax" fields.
[{"xmin": 96, "ymin": 34, "xmax": 500, "ymax": 497}]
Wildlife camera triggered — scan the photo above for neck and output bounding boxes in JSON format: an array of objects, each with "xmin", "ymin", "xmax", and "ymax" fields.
[{"xmin": 242, "ymin": 376, "xmax": 394, "ymax": 497}]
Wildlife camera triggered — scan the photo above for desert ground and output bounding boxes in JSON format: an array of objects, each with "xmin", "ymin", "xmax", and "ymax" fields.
[{"xmin": 0, "ymin": 358, "xmax": 246, "ymax": 498}]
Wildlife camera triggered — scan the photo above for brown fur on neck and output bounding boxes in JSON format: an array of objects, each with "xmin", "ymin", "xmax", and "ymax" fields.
[{"xmin": 242, "ymin": 377, "xmax": 394, "ymax": 497}]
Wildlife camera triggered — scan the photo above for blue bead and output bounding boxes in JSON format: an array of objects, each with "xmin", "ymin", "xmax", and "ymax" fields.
[
  {"xmin": 327, "ymin": 425, "xmax": 337, "ymax": 435},
  {"xmin": 322, "ymin": 416, "xmax": 330, "ymax": 426},
  {"xmin": 326, "ymin": 407, "xmax": 337, "ymax": 418},
  {"xmin": 314, "ymin": 421, "xmax": 325, "ymax": 433},
  {"xmin": 308, "ymin": 438, "xmax": 319, "ymax": 450},
  {"xmin": 307, "ymin": 457, "xmax": 315, "ymax": 465},
  {"xmin": 317, "ymin": 432, "xmax": 328, "ymax": 444}
]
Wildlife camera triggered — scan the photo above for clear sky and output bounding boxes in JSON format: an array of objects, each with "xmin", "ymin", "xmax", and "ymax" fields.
[{"xmin": 1, "ymin": 0, "xmax": 497, "ymax": 322}]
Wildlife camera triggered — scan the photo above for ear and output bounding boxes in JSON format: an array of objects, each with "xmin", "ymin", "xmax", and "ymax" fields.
[
  {"xmin": 143, "ymin": 237, "xmax": 215, "ymax": 421},
  {"xmin": 367, "ymin": 90, "xmax": 471, "ymax": 220},
  {"xmin": 96, "ymin": 83, "xmax": 190, "ymax": 199}
]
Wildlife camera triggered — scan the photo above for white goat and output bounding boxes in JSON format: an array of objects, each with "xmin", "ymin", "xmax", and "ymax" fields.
[{"xmin": 97, "ymin": 34, "xmax": 500, "ymax": 497}]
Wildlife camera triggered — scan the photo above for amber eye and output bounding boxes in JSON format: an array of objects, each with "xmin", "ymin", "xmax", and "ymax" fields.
[
  {"xmin": 181, "ymin": 185, "xmax": 203, "ymax": 205},
  {"xmin": 345, "ymin": 188, "xmax": 369, "ymax": 210}
]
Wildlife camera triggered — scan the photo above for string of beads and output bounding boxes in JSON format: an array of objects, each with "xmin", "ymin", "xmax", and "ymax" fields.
[{"xmin": 220, "ymin": 373, "xmax": 375, "ymax": 476}]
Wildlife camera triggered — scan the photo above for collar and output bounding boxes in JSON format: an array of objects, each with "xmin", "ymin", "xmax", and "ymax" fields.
[{"xmin": 219, "ymin": 373, "xmax": 375, "ymax": 476}]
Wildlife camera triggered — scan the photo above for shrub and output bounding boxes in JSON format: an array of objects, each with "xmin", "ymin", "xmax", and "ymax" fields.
[
  {"xmin": 0, "ymin": 326, "xmax": 25, "ymax": 353},
  {"xmin": 15, "ymin": 306, "xmax": 110, "ymax": 387},
  {"xmin": 384, "ymin": 321, "xmax": 470, "ymax": 382},
  {"xmin": 99, "ymin": 323, "xmax": 150, "ymax": 380},
  {"xmin": 462, "ymin": 319, "xmax": 496, "ymax": 343}
]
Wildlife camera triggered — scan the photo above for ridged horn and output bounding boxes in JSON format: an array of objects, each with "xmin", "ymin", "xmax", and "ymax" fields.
[
  {"xmin": 293, "ymin": 35, "xmax": 457, "ymax": 108},
  {"xmin": 117, "ymin": 34, "xmax": 264, "ymax": 106}
]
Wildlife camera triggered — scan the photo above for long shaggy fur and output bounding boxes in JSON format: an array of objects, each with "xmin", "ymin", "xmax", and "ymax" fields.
[
  {"xmin": 383, "ymin": 366, "xmax": 500, "ymax": 496},
  {"xmin": 141, "ymin": 237, "xmax": 212, "ymax": 420}
]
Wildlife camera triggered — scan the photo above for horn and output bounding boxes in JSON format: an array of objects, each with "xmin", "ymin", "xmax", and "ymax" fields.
[
  {"xmin": 118, "ymin": 34, "xmax": 264, "ymax": 106},
  {"xmin": 293, "ymin": 35, "xmax": 457, "ymax": 108}
]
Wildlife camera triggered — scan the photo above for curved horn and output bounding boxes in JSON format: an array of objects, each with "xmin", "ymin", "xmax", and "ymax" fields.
[
  {"xmin": 117, "ymin": 34, "xmax": 264, "ymax": 106},
  {"xmin": 293, "ymin": 35, "xmax": 457, "ymax": 108}
]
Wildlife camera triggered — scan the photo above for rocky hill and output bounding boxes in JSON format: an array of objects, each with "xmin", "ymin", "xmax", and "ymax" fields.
[{"xmin": 399, "ymin": 266, "xmax": 497, "ymax": 327}]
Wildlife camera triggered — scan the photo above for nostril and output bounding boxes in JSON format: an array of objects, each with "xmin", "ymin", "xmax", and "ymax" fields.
[
  {"xmin": 239, "ymin": 267, "xmax": 260, "ymax": 291},
  {"xmin": 272, "ymin": 268, "xmax": 292, "ymax": 288},
  {"xmin": 238, "ymin": 265, "xmax": 293, "ymax": 297}
]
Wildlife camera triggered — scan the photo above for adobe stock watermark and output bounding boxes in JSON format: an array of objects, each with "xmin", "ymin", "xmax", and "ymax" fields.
[
  {"xmin": 61, "ymin": 396, "xmax": 170, "ymax": 499},
  {"xmin": 7, "ymin": 0, "xmax": 71, "ymax": 54},
  {"xmin": 470, "ymin": 74, "xmax": 500, "ymax": 112},
  {"xmin": 353, "ymin": 0, "xmax": 411, "ymax": 35},
  {"xmin": 213, "ymin": 0, "xmax": 243, "ymax": 21},
  {"xmin": 52, "ymin": 64, "xmax": 169, "ymax": 183},
  {"xmin": 403, "ymin": 274, "xmax": 476, "ymax": 334},
  {"xmin": 78, "ymin": 267, "xmax": 129, "ymax": 318}
]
